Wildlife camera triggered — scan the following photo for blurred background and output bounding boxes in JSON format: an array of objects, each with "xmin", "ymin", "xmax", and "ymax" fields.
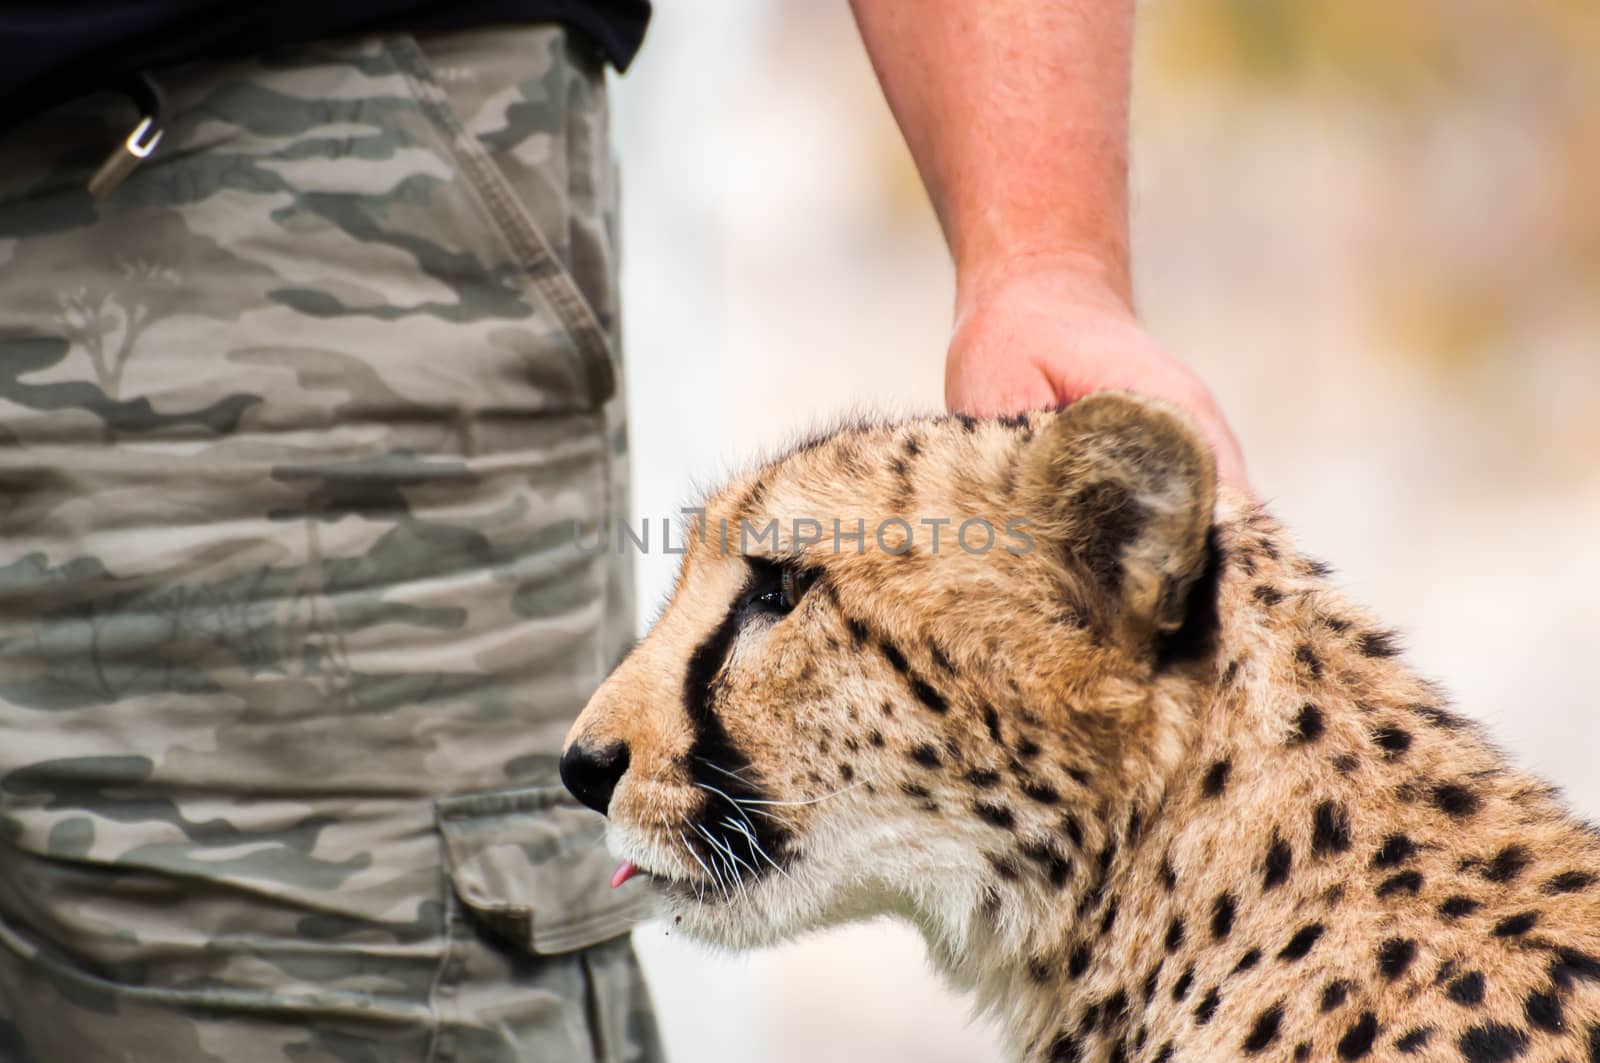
[{"xmin": 609, "ymin": 2, "xmax": 1600, "ymax": 1059}]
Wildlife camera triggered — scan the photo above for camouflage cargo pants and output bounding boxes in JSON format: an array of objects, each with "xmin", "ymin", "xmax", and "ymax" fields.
[{"xmin": 0, "ymin": 23, "xmax": 662, "ymax": 1063}]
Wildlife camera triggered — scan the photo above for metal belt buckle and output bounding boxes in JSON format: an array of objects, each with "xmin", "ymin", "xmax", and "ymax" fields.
[{"xmin": 88, "ymin": 74, "xmax": 166, "ymax": 201}]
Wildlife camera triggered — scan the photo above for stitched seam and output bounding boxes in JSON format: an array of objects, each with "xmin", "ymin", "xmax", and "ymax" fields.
[{"xmin": 384, "ymin": 33, "xmax": 616, "ymax": 404}]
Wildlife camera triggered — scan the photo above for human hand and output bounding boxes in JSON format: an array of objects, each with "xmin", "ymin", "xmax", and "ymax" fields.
[{"xmin": 945, "ymin": 259, "xmax": 1249, "ymax": 491}]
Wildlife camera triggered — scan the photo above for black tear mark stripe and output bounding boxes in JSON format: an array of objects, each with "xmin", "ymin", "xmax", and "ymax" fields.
[{"xmin": 682, "ymin": 591, "xmax": 793, "ymax": 875}]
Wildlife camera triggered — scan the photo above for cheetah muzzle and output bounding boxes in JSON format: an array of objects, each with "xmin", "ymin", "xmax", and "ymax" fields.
[{"xmin": 562, "ymin": 392, "xmax": 1600, "ymax": 1063}]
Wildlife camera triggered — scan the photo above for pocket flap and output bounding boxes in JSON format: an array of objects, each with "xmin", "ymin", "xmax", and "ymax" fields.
[{"xmin": 435, "ymin": 784, "xmax": 654, "ymax": 954}]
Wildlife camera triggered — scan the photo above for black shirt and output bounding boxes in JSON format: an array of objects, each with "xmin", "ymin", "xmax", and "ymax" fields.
[{"xmin": 0, "ymin": 1, "xmax": 651, "ymax": 129}]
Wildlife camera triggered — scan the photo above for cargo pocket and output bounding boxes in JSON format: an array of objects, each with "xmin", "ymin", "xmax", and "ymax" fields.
[{"xmin": 435, "ymin": 784, "xmax": 654, "ymax": 954}]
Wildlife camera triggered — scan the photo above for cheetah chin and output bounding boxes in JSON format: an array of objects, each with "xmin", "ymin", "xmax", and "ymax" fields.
[{"xmin": 563, "ymin": 392, "xmax": 1600, "ymax": 1063}]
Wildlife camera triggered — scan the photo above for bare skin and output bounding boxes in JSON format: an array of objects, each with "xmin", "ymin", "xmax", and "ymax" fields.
[{"xmin": 848, "ymin": 0, "xmax": 1249, "ymax": 488}]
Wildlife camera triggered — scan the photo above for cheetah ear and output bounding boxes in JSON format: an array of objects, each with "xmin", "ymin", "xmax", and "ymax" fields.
[{"xmin": 1022, "ymin": 392, "xmax": 1218, "ymax": 649}]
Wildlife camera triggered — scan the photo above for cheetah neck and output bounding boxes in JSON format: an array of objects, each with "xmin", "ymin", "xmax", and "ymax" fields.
[{"xmin": 935, "ymin": 506, "xmax": 1600, "ymax": 1063}]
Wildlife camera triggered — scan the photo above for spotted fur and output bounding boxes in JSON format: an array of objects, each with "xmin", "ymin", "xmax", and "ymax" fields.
[{"xmin": 564, "ymin": 393, "xmax": 1600, "ymax": 1063}]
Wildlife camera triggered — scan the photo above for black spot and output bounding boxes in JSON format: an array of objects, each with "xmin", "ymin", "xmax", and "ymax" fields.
[
  {"xmin": 975, "ymin": 801, "xmax": 1015, "ymax": 830},
  {"xmin": 1371, "ymin": 726, "xmax": 1412, "ymax": 757},
  {"xmin": 1289, "ymin": 704, "xmax": 1325, "ymax": 745},
  {"xmin": 1332, "ymin": 753, "xmax": 1360, "ymax": 774},
  {"xmin": 838, "ymin": 763, "xmax": 854, "ymax": 782},
  {"xmin": 1102, "ymin": 988, "xmax": 1130, "ymax": 1030},
  {"xmin": 1022, "ymin": 841, "xmax": 1072, "ymax": 887},
  {"xmin": 1376, "ymin": 870, "xmax": 1423, "ymax": 897},
  {"xmin": 1253, "ymin": 585, "xmax": 1284, "ymax": 606},
  {"xmin": 1097, "ymin": 841, "xmax": 1117, "ymax": 874},
  {"xmin": 986, "ymin": 853, "xmax": 1020, "ymax": 880},
  {"xmin": 1278, "ymin": 923, "xmax": 1325, "ymax": 961},
  {"xmin": 1543, "ymin": 870, "xmax": 1595, "ymax": 894},
  {"xmin": 965, "ymin": 769, "xmax": 1000, "ymax": 788},
  {"xmin": 1023, "ymin": 781, "xmax": 1060, "ymax": 805},
  {"xmin": 1588, "ymin": 1023, "xmax": 1600, "ymax": 1063},
  {"xmin": 880, "ymin": 640, "xmax": 910, "ymax": 675},
  {"xmin": 1171, "ymin": 965, "xmax": 1194, "ymax": 1001},
  {"xmin": 900, "ymin": 782, "xmax": 930, "ymax": 799},
  {"xmin": 1068, "ymin": 944, "xmax": 1091, "ymax": 979},
  {"xmin": 1046, "ymin": 1031, "xmax": 1082, "ymax": 1063},
  {"xmin": 1061, "ymin": 815, "xmax": 1085, "ymax": 849},
  {"xmin": 1014, "ymin": 736, "xmax": 1041, "ymax": 760},
  {"xmin": 1312, "ymin": 800, "xmax": 1352, "ymax": 855},
  {"xmin": 1194, "ymin": 987, "xmax": 1220, "ymax": 1025},
  {"xmin": 1448, "ymin": 970, "xmax": 1486, "ymax": 1006},
  {"xmin": 1439, "ymin": 895, "xmax": 1481, "ymax": 919},
  {"xmin": 1306, "ymin": 558, "xmax": 1334, "ymax": 577},
  {"xmin": 1550, "ymin": 947, "xmax": 1600, "ymax": 990},
  {"xmin": 868, "ymin": 730, "xmax": 885, "ymax": 748},
  {"xmin": 1432, "ymin": 783, "xmax": 1481, "ymax": 818},
  {"xmin": 1263, "ymin": 834, "xmax": 1293, "ymax": 890},
  {"xmin": 846, "ymin": 617, "xmax": 869, "ymax": 646},
  {"xmin": 1027, "ymin": 957, "xmax": 1051, "ymax": 983},
  {"xmin": 1152, "ymin": 1043, "xmax": 1173, "ymax": 1063},
  {"xmin": 1160, "ymin": 855, "xmax": 1177, "ymax": 891},
  {"xmin": 1211, "ymin": 892, "xmax": 1236, "ymax": 940},
  {"xmin": 1293, "ymin": 1043, "xmax": 1311, "ymax": 1061},
  {"xmin": 1483, "ymin": 845, "xmax": 1532, "ymax": 884},
  {"xmin": 1320, "ymin": 980, "xmax": 1350, "ymax": 1012},
  {"xmin": 1524, "ymin": 986, "xmax": 1563, "ymax": 1032},
  {"xmin": 1165, "ymin": 917, "xmax": 1185, "ymax": 952},
  {"xmin": 1491, "ymin": 911, "xmax": 1537, "ymax": 937},
  {"xmin": 1373, "ymin": 834, "xmax": 1417, "ymax": 868},
  {"xmin": 1242, "ymin": 1002, "xmax": 1284, "ymax": 1053},
  {"xmin": 1295, "ymin": 643, "xmax": 1323, "ymax": 679},
  {"xmin": 1377, "ymin": 937, "xmax": 1417, "ymax": 980},
  {"xmin": 1141, "ymin": 965, "xmax": 1161, "ymax": 1003},
  {"xmin": 1337, "ymin": 1012, "xmax": 1378, "ymax": 1059},
  {"xmin": 1201, "ymin": 759, "xmax": 1231, "ymax": 798},
  {"xmin": 1064, "ymin": 764, "xmax": 1092, "ymax": 785},
  {"xmin": 1457, "ymin": 1022, "xmax": 1528, "ymax": 1063},
  {"xmin": 1414, "ymin": 703, "xmax": 1466, "ymax": 729},
  {"xmin": 1233, "ymin": 948, "xmax": 1262, "ymax": 974},
  {"xmin": 983, "ymin": 707, "xmax": 1003, "ymax": 744},
  {"xmin": 910, "ymin": 744, "xmax": 942, "ymax": 768},
  {"xmin": 1126, "ymin": 808, "xmax": 1143, "ymax": 845},
  {"xmin": 908, "ymin": 675, "xmax": 948, "ymax": 714},
  {"xmin": 1099, "ymin": 897, "xmax": 1119, "ymax": 937},
  {"xmin": 1394, "ymin": 1027, "xmax": 1433, "ymax": 1054},
  {"xmin": 1358, "ymin": 630, "xmax": 1402, "ymax": 658}
]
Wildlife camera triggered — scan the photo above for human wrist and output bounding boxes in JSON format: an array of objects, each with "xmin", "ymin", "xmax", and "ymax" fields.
[{"xmin": 953, "ymin": 247, "xmax": 1135, "ymax": 326}]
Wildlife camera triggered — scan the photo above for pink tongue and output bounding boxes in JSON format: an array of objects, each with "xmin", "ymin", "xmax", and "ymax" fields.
[{"xmin": 610, "ymin": 862, "xmax": 640, "ymax": 889}]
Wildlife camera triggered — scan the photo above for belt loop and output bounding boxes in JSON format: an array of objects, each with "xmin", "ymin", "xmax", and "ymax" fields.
[{"xmin": 88, "ymin": 72, "xmax": 167, "ymax": 201}]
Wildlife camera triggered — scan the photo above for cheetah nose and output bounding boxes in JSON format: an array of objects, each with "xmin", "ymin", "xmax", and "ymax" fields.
[{"xmin": 560, "ymin": 739, "xmax": 630, "ymax": 816}]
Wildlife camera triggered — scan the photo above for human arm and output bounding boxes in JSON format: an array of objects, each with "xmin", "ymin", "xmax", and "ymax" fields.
[{"xmin": 847, "ymin": 0, "xmax": 1248, "ymax": 487}]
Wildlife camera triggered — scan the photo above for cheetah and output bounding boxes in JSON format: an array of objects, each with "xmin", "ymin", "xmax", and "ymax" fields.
[{"xmin": 562, "ymin": 392, "xmax": 1600, "ymax": 1062}]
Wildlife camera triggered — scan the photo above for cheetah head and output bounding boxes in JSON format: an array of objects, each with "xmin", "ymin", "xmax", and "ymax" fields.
[{"xmin": 561, "ymin": 393, "xmax": 1225, "ymax": 965}]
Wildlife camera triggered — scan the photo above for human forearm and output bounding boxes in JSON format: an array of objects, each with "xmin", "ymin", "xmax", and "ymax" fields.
[{"xmin": 848, "ymin": 0, "xmax": 1135, "ymax": 308}]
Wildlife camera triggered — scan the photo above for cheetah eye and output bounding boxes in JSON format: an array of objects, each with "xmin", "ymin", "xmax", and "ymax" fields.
[{"xmin": 744, "ymin": 558, "xmax": 818, "ymax": 615}]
